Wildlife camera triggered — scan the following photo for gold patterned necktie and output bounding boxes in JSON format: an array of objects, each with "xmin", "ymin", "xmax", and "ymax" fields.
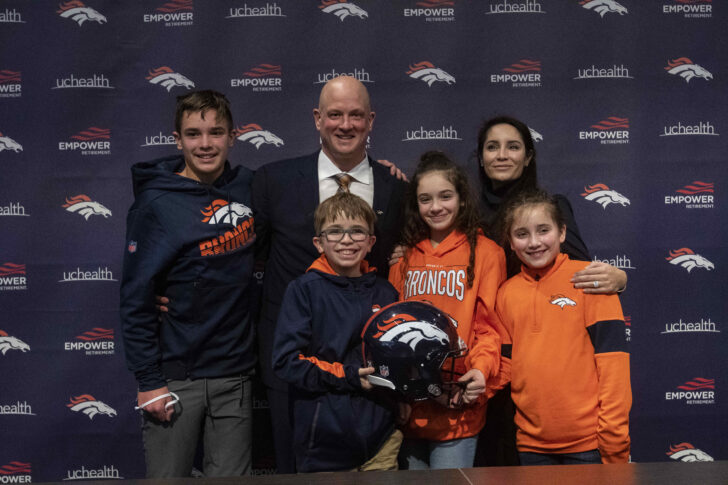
[{"xmin": 334, "ymin": 173, "xmax": 353, "ymax": 193}]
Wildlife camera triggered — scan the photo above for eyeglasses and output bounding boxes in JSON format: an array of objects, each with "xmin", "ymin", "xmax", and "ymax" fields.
[{"xmin": 319, "ymin": 227, "xmax": 371, "ymax": 242}]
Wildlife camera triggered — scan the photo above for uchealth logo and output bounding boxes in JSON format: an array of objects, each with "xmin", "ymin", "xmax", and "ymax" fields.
[
  {"xmin": 234, "ymin": 124, "xmax": 284, "ymax": 149},
  {"xmin": 57, "ymin": 1, "xmax": 107, "ymax": 25},
  {"xmin": 315, "ymin": 67, "xmax": 373, "ymax": 84},
  {"xmin": 0, "ymin": 330, "xmax": 30, "ymax": 355},
  {"xmin": 52, "ymin": 73, "xmax": 113, "ymax": 90},
  {"xmin": 665, "ymin": 58, "xmax": 712, "ymax": 83},
  {"xmin": 65, "ymin": 328, "xmax": 114, "ymax": 356},
  {"xmin": 404, "ymin": 0, "xmax": 456, "ymax": 22},
  {"xmin": 579, "ymin": 116, "xmax": 629, "ymax": 144},
  {"xmin": 0, "ymin": 263, "xmax": 27, "ymax": 291},
  {"xmin": 486, "ymin": 0, "xmax": 545, "ymax": 15},
  {"xmin": 67, "ymin": 394, "xmax": 117, "ymax": 419},
  {"xmin": 0, "ymin": 8, "xmax": 24, "ymax": 23},
  {"xmin": 0, "ymin": 70, "xmax": 21, "ymax": 98},
  {"xmin": 662, "ymin": 316, "xmax": 719, "ymax": 335},
  {"xmin": 143, "ymin": 0, "xmax": 193, "ymax": 27},
  {"xmin": 664, "ymin": 181, "xmax": 714, "ymax": 209},
  {"xmin": 661, "ymin": 120, "xmax": 717, "ymax": 137},
  {"xmin": 199, "ymin": 200, "xmax": 255, "ymax": 257},
  {"xmin": 666, "ymin": 248, "xmax": 714, "ymax": 273},
  {"xmin": 141, "ymin": 130, "xmax": 176, "ymax": 147},
  {"xmin": 0, "ymin": 132, "xmax": 23, "ymax": 152},
  {"xmin": 231, "ymin": 64, "xmax": 282, "ymax": 92},
  {"xmin": 579, "ymin": 0, "xmax": 627, "ymax": 17},
  {"xmin": 227, "ymin": 2, "xmax": 285, "ymax": 18},
  {"xmin": 60, "ymin": 266, "xmax": 116, "ymax": 283},
  {"xmin": 146, "ymin": 66, "xmax": 195, "ymax": 92},
  {"xmin": 581, "ymin": 184, "xmax": 630, "ymax": 209},
  {"xmin": 593, "ymin": 254, "xmax": 635, "ymax": 270},
  {"xmin": 65, "ymin": 465, "xmax": 123, "ymax": 481},
  {"xmin": 403, "ymin": 124, "xmax": 461, "ymax": 142},
  {"xmin": 63, "ymin": 194, "xmax": 112, "ymax": 220},
  {"xmin": 665, "ymin": 378, "xmax": 715, "ymax": 405},
  {"xmin": 574, "ymin": 63, "xmax": 632, "ymax": 80},
  {"xmin": 0, "ymin": 462, "xmax": 31, "ymax": 483},
  {"xmin": 319, "ymin": 0, "xmax": 368, "ymax": 21},
  {"xmin": 490, "ymin": 59, "xmax": 541, "ymax": 88},
  {"xmin": 667, "ymin": 443, "xmax": 714, "ymax": 462},
  {"xmin": 406, "ymin": 61, "xmax": 455, "ymax": 86},
  {"xmin": 58, "ymin": 127, "xmax": 111, "ymax": 155},
  {"xmin": 0, "ymin": 400, "xmax": 34, "ymax": 416},
  {"xmin": 663, "ymin": 0, "xmax": 712, "ymax": 19},
  {"xmin": 0, "ymin": 202, "xmax": 28, "ymax": 217}
]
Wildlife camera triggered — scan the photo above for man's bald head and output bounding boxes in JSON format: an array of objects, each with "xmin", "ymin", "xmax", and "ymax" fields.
[{"xmin": 314, "ymin": 76, "xmax": 375, "ymax": 171}]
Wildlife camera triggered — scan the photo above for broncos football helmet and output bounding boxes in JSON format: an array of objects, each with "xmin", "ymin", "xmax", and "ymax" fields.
[{"xmin": 361, "ymin": 301, "xmax": 467, "ymax": 401}]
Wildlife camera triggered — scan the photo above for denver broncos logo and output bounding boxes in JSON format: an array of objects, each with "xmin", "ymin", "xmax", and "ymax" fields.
[
  {"xmin": 667, "ymin": 442, "xmax": 714, "ymax": 462},
  {"xmin": 319, "ymin": 0, "xmax": 368, "ymax": 21},
  {"xmin": 234, "ymin": 124, "xmax": 284, "ymax": 149},
  {"xmin": 67, "ymin": 394, "xmax": 117, "ymax": 419},
  {"xmin": 549, "ymin": 295, "xmax": 576, "ymax": 309},
  {"xmin": 146, "ymin": 66, "xmax": 195, "ymax": 92},
  {"xmin": 528, "ymin": 127, "xmax": 543, "ymax": 143},
  {"xmin": 665, "ymin": 58, "xmax": 713, "ymax": 83},
  {"xmin": 666, "ymin": 248, "xmax": 714, "ymax": 273},
  {"xmin": 581, "ymin": 183, "xmax": 630, "ymax": 208},
  {"xmin": 378, "ymin": 320, "xmax": 450, "ymax": 352},
  {"xmin": 62, "ymin": 194, "xmax": 112, "ymax": 220},
  {"xmin": 407, "ymin": 62, "xmax": 456, "ymax": 87},
  {"xmin": 57, "ymin": 0, "xmax": 107, "ymax": 25},
  {"xmin": 0, "ymin": 330, "xmax": 30, "ymax": 355},
  {"xmin": 0, "ymin": 132, "xmax": 23, "ymax": 152},
  {"xmin": 201, "ymin": 199, "xmax": 252, "ymax": 226},
  {"xmin": 579, "ymin": 0, "xmax": 628, "ymax": 17}
]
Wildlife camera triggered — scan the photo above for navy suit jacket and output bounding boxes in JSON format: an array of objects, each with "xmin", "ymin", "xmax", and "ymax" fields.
[{"xmin": 252, "ymin": 151, "xmax": 408, "ymax": 389}]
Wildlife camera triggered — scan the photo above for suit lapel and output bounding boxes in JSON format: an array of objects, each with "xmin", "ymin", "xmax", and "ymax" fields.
[
  {"xmin": 370, "ymin": 156, "xmax": 393, "ymax": 218},
  {"xmin": 296, "ymin": 152, "xmax": 320, "ymax": 219}
]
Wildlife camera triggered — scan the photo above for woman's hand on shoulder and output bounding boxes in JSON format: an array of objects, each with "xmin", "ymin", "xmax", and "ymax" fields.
[
  {"xmin": 388, "ymin": 245, "xmax": 405, "ymax": 266},
  {"xmin": 376, "ymin": 159, "xmax": 408, "ymax": 182},
  {"xmin": 571, "ymin": 262, "xmax": 627, "ymax": 294}
]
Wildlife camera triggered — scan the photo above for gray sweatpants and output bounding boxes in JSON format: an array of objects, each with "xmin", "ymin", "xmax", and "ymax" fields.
[{"xmin": 142, "ymin": 376, "xmax": 252, "ymax": 478}]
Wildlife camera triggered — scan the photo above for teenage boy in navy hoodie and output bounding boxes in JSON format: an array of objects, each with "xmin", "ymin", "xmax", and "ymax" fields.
[
  {"xmin": 120, "ymin": 90, "xmax": 255, "ymax": 478},
  {"xmin": 272, "ymin": 192, "xmax": 403, "ymax": 472}
]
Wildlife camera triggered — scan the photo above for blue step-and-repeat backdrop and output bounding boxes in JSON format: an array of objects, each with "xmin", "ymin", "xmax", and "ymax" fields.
[{"xmin": 1, "ymin": 0, "xmax": 726, "ymax": 481}]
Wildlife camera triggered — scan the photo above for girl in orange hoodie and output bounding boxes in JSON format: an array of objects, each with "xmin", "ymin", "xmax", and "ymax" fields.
[{"xmin": 389, "ymin": 151, "xmax": 507, "ymax": 469}]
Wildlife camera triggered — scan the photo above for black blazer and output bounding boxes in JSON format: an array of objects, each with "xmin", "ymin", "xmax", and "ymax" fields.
[{"xmin": 252, "ymin": 151, "xmax": 407, "ymax": 389}]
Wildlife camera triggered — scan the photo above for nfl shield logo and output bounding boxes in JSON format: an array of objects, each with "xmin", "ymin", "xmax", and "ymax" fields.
[
  {"xmin": 379, "ymin": 365, "xmax": 389, "ymax": 377},
  {"xmin": 128, "ymin": 240, "xmax": 137, "ymax": 253}
]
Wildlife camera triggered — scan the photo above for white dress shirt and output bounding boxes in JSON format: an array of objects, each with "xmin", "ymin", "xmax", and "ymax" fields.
[{"xmin": 317, "ymin": 151, "xmax": 374, "ymax": 207}]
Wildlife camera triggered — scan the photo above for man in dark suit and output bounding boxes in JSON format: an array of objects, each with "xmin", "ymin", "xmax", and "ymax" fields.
[{"xmin": 252, "ymin": 76, "xmax": 407, "ymax": 473}]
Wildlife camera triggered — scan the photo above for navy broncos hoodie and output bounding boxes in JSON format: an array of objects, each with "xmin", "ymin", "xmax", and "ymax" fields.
[{"xmin": 120, "ymin": 155, "xmax": 256, "ymax": 391}]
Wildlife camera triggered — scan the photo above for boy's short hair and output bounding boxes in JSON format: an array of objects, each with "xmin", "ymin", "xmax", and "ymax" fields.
[
  {"xmin": 174, "ymin": 90, "xmax": 233, "ymax": 133},
  {"xmin": 314, "ymin": 192, "xmax": 376, "ymax": 235}
]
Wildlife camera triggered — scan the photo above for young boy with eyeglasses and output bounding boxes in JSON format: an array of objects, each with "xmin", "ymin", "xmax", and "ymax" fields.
[{"xmin": 272, "ymin": 192, "xmax": 404, "ymax": 472}]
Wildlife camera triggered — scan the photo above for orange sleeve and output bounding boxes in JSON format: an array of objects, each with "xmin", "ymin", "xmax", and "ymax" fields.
[
  {"xmin": 465, "ymin": 241, "xmax": 507, "ymax": 380},
  {"xmin": 585, "ymin": 293, "xmax": 632, "ymax": 464},
  {"xmin": 388, "ymin": 259, "xmax": 404, "ymax": 298}
]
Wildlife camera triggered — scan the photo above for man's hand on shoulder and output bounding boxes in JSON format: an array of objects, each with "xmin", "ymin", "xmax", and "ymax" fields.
[{"xmin": 376, "ymin": 159, "xmax": 408, "ymax": 182}]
